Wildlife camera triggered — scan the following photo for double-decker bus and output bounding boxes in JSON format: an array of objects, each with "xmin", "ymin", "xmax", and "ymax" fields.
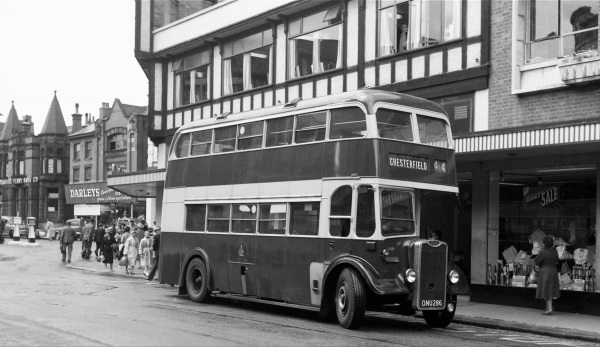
[{"xmin": 161, "ymin": 89, "xmax": 470, "ymax": 329}]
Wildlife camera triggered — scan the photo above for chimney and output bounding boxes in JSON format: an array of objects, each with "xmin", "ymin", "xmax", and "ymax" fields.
[
  {"xmin": 72, "ymin": 103, "xmax": 82, "ymax": 133},
  {"xmin": 99, "ymin": 102, "xmax": 111, "ymax": 119},
  {"xmin": 21, "ymin": 115, "xmax": 32, "ymax": 134}
]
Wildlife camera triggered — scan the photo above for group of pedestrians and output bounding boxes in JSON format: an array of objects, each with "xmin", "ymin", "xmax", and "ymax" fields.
[{"xmin": 55, "ymin": 218, "xmax": 161, "ymax": 281}]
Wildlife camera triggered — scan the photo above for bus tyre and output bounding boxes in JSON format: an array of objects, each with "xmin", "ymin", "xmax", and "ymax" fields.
[
  {"xmin": 335, "ymin": 268, "xmax": 366, "ymax": 329},
  {"xmin": 423, "ymin": 296, "xmax": 456, "ymax": 328},
  {"xmin": 186, "ymin": 258, "xmax": 209, "ymax": 303}
]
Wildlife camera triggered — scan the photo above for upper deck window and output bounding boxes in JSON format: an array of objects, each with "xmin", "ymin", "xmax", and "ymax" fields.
[
  {"xmin": 329, "ymin": 107, "xmax": 367, "ymax": 139},
  {"xmin": 191, "ymin": 130, "xmax": 212, "ymax": 156},
  {"xmin": 237, "ymin": 121, "xmax": 264, "ymax": 151},
  {"xmin": 376, "ymin": 109, "xmax": 414, "ymax": 141},
  {"xmin": 175, "ymin": 134, "xmax": 190, "ymax": 158},
  {"xmin": 380, "ymin": 189, "xmax": 415, "ymax": 237},
  {"xmin": 288, "ymin": 5, "xmax": 343, "ymax": 78},
  {"xmin": 266, "ymin": 116, "xmax": 294, "ymax": 147},
  {"xmin": 214, "ymin": 126, "xmax": 237, "ymax": 153},
  {"xmin": 416, "ymin": 115, "xmax": 449, "ymax": 147},
  {"xmin": 295, "ymin": 111, "xmax": 327, "ymax": 143}
]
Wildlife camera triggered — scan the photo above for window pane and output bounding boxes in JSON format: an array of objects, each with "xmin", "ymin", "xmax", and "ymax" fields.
[
  {"xmin": 422, "ymin": 0, "xmax": 443, "ymax": 45},
  {"xmin": 295, "ymin": 111, "xmax": 326, "ymax": 143},
  {"xmin": 234, "ymin": 31, "xmax": 262, "ymax": 56},
  {"xmin": 330, "ymin": 218, "xmax": 350, "ymax": 237},
  {"xmin": 526, "ymin": 38, "xmax": 560, "ymax": 62},
  {"xmin": 379, "ymin": 6, "xmax": 397, "ymax": 56},
  {"xmin": 229, "ymin": 55, "xmax": 244, "ymax": 93},
  {"xmin": 207, "ymin": 204, "xmax": 230, "ymax": 233},
  {"xmin": 237, "ymin": 121, "xmax": 263, "ymax": 150},
  {"xmin": 181, "ymin": 71, "xmax": 192, "ymax": 105},
  {"xmin": 289, "ymin": 19, "xmax": 301, "ymax": 37},
  {"xmin": 214, "ymin": 126, "xmax": 236, "ymax": 153},
  {"xmin": 290, "ymin": 37, "xmax": 314, "ymax": 77},
  {"xmin": 565, "ymin": 3, "xmax": 598, "ymax": 53},
  {"xmin": 318, "ymin": 25, "xmax": 341, "ymax": 72},
  {"xmin": 376, "ymin": 109, "xmax": 414, "ymax": 141},
  {"xmin": 175, "ymin": 134, "xmax": 190, "ymax": 157},
  {"xmin": 330, "ymin": 107, "xmax": 367, "ymax": 139},
  {"xmin": 528, "ymin": 0, "xmax": 558, "ymax": 41},
  {"xmin": 232, "ymin": 204, "xmax": 257, "ymax": 233},
  {"xmin": 303, "ymin": 9, "xmax": 328, "ymax": 33},
  {"xmin": 330, "ymin": 186, "xmax": 352, "ymax": 216},
  {"xmin": 258, "ymin": 204, "xmax": 287, "ymax": 234},
  {"xmin": 266, "ymin": 116, "xmax": 294, "ymax": 147},
  {"xmin": 381, "ymin": 189, "xmax": 414, "ymax": 236},
  {"xmin": 250, "ymin": 46, "xmax": 271, "ymax": 88},
  {"xmin": 194, "ymin": 65, "xmax": 209, "ymax": 102},
  {"xmin": 290, "ymin": 202, "xmax": 320, "ymax": 236},
  {"xmin": 356, "ymin": 185, "xmax": 376, "ymax": 238},
  {"xmin": 186, "ymin": 204, "xmax": 206, "ymax": 231},
  {"xmin": 191, "ymin": 130, "xmax": 212, "ymax": 156},
  {"xmin": 417, "ymin": 115, "xmax": 449, "ymax": 147}
]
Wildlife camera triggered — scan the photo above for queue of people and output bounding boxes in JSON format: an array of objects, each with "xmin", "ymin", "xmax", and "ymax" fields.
[{"xmin": 56, "ymin": 217, "xmax": 161, "ymax": 280}]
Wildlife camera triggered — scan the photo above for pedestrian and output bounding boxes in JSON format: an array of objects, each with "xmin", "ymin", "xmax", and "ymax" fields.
[
  {"xmin": 102, "ymin": 228, "xmax": 117, "ymax": 271},
  {"xmin": 147, "ymin": 227, "xmax": 160, "ymax": 281},
  {"xmin": 46, "ymin": 219, "xmax": 55, "ymax": 241},
  {"xmin": 93, "ymin": 223, "xmax": 105, "ymax": 260},
  {"xmin": 123, "ymin": 230, "xmax": 139, "ymax": 275},
  {"xmin": 535, "ymin": 236, "xmax": 560, "ymax": 315},
  {"xmin": 0, "ymin": 217, "xmax": 5, "ymax": 244},
  {"xmin": 134, "ymin": 223, "xmax": 145, "ymax": 269},
  {"xmin": 139, "ymin": 230, "xmax": 153, "ymax": 277},
  {"xmin": 60, "ymin": 221, "xmax": 77, "ymax": 263},
  {"xmin": 81, "ymin": 220, "xmax": 94, "ymax": 259}
]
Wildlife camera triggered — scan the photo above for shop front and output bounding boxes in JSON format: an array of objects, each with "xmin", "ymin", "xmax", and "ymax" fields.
[
  {"xmin": 65, "ymin": 182, "xmax": 138, "ymax": 225},
  {"xmin": 456, "ymin": 121, "xmax": 600, "ymax": 315}
]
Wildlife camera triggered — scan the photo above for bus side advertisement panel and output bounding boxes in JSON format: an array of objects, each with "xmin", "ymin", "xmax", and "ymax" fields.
[
  {"xmin": 321, "ymin": 140, "xmax": 377, "ymax": 178},
  {"xmin": 160, "ymin": 231, "xmax": 184, "ymax": 286}
]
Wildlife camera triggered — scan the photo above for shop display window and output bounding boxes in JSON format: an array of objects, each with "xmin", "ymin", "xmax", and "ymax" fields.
[{"xmin": 487, "ymin": 166, "xmax": 597, "ymax": 292}]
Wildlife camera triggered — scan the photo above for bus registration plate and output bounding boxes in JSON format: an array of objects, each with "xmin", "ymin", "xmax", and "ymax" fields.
[{"xmin": 421, "ymin": 299, "xmax": 444, "ymax": 308}]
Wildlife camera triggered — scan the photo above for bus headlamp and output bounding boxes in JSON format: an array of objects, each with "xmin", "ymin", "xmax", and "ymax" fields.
[
  {"xmin": 448, "ymin": 270, "xmax": 459, "ymax": 284},
  {"xmin": 405, "ymin": 268, "xmax": 416, "ymax": 283}
]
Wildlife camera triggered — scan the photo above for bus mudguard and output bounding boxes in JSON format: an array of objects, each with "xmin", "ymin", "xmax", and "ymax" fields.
[
  {"xmin": 322, "ymin": 255, "xmax": 409, "ymax": 297},
  {"xmin": 178, "ymin": 248, "xmax": 213, "ymax": 296},
  {"xmin": 447, "ymin": 263, "xmax": 470, "ymax": 295}
]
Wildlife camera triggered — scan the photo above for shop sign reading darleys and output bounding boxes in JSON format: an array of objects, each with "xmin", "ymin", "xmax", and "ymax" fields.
[{"xmin": 66, "ymin": 182, "xmax": 132, "ymax": 204}]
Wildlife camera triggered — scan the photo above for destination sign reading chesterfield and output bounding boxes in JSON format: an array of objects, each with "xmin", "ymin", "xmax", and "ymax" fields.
[{"xmin": 388, "ymin": 154, "xmax": 429, "ymax": 171}]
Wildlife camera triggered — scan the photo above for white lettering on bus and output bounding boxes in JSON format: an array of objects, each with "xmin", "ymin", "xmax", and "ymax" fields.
[{"xmin": 389, "ymin": 157, "xmax": 428, "ymax": 171}]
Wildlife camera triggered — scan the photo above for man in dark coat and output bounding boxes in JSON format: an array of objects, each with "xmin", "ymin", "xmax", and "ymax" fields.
[
  {"xmin": 0, "ymin": 217, "xmax": 5, "ymax": 244},
  {"xmin": 147, "ymin": 228, "xmax": 160, "ymax": 281},
  {"xmin": 93, "ymin": 223, "xmax": 105, "ymax": 259},
  {"xmin": 60, "ymin": 221, "xmax": 78, "ymax": 263}
]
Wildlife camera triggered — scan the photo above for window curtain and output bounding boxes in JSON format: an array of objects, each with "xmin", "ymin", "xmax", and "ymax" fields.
[
  {"xmin": 379, "ymin": 7, "xmax": 395, "ymax": 56},
  {"xmin": 223, "ymin": 58, "xmax": 233, "ymax": 95},
  {"xmin": 335, "ymin": 25, "xmax": 343, "ymax": 68},
  {"xmin": 243, "ymin": 53, "xmax": 252, "ymax": 90},
  {"xmin": 268, "ymin": 46, "xmax": 273, "ymax": 84},
  {"xmin": 289, "ymin": 39, "xmax": 297, "ymax": 78},
  {"xmin": 174, "ymin": 74, "xmax": 181, "ymax": 107},
  {"xmin": 312, "ymin": 35, "xmax": 321, "ymax": 73}
]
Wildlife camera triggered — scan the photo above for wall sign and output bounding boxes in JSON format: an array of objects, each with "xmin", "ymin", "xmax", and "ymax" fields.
[
  {"xmin": 0, "ymin": 176, "xmax": 39, "ymax": 185},
  {"xmin": 523, "ymin": 185, "xmax": 560, "ymax": 208},
  {"xmin": 66, "ymin": 182, "xmax": 132, "ymax": 204}
]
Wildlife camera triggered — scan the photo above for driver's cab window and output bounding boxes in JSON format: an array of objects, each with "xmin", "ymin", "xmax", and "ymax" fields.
[
  {"xmin": 329, "ymin": 185, "xmax": 352, "ymax": 237},
  {"xmin": 380, "ymin": 189, "xmax": 415, "ymax": 236}
]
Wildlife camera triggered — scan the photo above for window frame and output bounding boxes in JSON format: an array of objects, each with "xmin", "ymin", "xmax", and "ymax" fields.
[
  {"xmin": 173, "ymin": 50, "xmax": 211, "ymax": 107},
  {"xmin": 73, "ymin": 167, "xmax": 80, "ymax": 183},
  {"xmin": 329, "ymin": 185, "xmax": 353, "ymax": 238}
]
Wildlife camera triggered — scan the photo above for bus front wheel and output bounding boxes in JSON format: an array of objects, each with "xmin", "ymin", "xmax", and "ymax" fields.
[
  {"xmin": 335, "ymin": 268, "xmax": 366, "ymax": 329},
  {"xmin": 186, "ymin": 258, "xmax": 209, "ymax": 303}
]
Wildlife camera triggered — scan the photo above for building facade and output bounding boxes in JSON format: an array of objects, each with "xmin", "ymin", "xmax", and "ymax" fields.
[
  {"xmin": 0, "ymin": 93, "xmax": 71, "ymax": 228},
  {"xmin": 65, "ymin": 100, "xmax": 148, "ymax": 224},
  {"xmin": 455, "ymin": 0, "xmax": 600, "ymax": 314}
]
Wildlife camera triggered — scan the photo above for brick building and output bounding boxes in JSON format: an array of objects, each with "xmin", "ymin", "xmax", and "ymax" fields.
[
  {"xmin": 0, "ymin": 93, "xmax": 70, "ymax": 227},
  {"xmin": 65, "ymin": 100, "xmax": 148, "ymax": 223},
  {"xmin": 456, "ymin": 0, "xmax": 600, "ymax": 314}
]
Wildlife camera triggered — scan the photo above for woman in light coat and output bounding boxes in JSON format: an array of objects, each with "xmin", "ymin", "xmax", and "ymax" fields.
[
  {"xmin": 138, "ymin": 230, "xmax": 153, "ymax": 276},
  {"xmin": 123, "ymin": 230, "xmax": 139, "ymax": 274}
]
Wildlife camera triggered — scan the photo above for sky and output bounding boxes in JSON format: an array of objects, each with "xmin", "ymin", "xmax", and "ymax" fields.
[{"xmin": 0, "ymin": 0, "xmax": 148, "ymax": 133}]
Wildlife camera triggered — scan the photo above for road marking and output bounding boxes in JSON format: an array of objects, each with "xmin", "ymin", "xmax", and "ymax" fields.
[
  {"xmin": 475, "ymin": 333, "xmax": 502, "ymax": 336},
  {"xmin": 500, "ymin": 337, "xmax": 584, "ymax": 346},
  {"xmin": 109, "ymin": 280, "xmax": 140, "ymax": 283}
]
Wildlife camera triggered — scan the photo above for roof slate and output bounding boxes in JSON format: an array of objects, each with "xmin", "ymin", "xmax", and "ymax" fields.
[
  {"xmin": 40, "ymin": 93, "xmax": 69, "ymax": 135},
  {"xmin": 0, "ymin": 102, "xmax": 22, "ymax": 141}
]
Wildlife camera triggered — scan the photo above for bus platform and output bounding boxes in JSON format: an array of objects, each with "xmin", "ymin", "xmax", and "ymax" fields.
[{"xmin": 66, "ymin": 253, "xmax": 600, "ymax": 343}]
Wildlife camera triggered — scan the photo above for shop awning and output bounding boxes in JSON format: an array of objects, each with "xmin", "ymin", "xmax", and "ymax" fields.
[
  {"xmin": 107, "ymin": 169, "xmax": 165, "ymax": 198},
  {"xmin": 455, "ymin": 119, "xmax": 600, "ymax": 162}
]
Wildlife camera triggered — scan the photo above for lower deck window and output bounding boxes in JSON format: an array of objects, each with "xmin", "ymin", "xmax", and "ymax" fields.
[
  {"xmin": 186, "ymin": 204, "xmax": 206, "ymax": 231},
  {"xmin": 207, "ymin": 204, "xmax": 230, "ymax": 232},
  {"xmin": 290, "ymin": 202, "xmax": 320, "ymax": 236}
]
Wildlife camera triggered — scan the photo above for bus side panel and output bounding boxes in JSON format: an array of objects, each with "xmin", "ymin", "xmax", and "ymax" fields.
[
  {"xmin": 260, "ymin": 147, "xmax": 292, "ymax": 182},
  {"xmin": 377, "ymin": 140, "xmax": 456, "ymax": 186},
  {"xmin": 290, "ymin": 144, "xmax": 325, "ymax": 181},
  {"xmin": 187, "ymin": 156, "xmax": 211, "ymax": 187},
  {"xmin": 204, "ymin": 234, "xmax": 230, "ymax": 292},
  {"xmin": 165, "ymin": 158, "xmax": 190, "ymax": 187},
  {"xmin": 228, "ymin": 235, "xmax": 256, "ymax": 296},
  {"xmin": 285, "ymin": 237, "xmax": 324, "ymax": 305},
  {"xmin": 209, "ymin": 153, "xmax": 235, "ymax": 186},
  {"xmin": 255, "ymin": 235, "xmax": 287, "ymax": 300},
  {"xmin": 322, "ymin": 140, "xmax": 377, "ymax": 178},
  {"xmin": 160, "ymin": 231, "xmax": 183, "ymax": 286},
  {"xmin": 232, "ymin": 150, "xmax": 263, "ymax": 184}
]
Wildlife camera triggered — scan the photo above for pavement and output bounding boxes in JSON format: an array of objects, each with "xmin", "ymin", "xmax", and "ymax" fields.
[{"xmin": 7, "ymin": 238, "xmax": 600, "ymax": 343}]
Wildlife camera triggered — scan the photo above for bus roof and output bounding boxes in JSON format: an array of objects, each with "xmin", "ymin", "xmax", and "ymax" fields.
[{"xmin": 177, "ymin": 89, "xmax": 447, "ymax": 133}]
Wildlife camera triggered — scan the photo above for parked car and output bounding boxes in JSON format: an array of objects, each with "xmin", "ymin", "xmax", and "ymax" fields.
[{"xmin": 1, "ymin": 216, "xmax": 29, "ymax": 239}]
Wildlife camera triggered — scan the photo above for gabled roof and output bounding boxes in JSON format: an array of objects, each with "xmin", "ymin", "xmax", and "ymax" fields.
[
  {"xmin": 116, "ymin": 99, "xmax": 147, "ymax": 117},
  {"xmin": 0, "ymin": 102, "xmax": 22, "ymax": 141},
  {"xmin": 40, "ymin": 92, "xmax": 69, "ymax": 136}
]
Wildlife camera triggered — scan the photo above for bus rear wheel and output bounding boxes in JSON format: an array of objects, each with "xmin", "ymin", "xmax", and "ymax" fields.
[
  {"xmin": 423, "ymin": 295, "xmax": 456, "ymax": 328},
  {"xmin": 335, "ymin": 268, "xmax": 366, "ymax": 329},
  {"xmin": 186, "ymin": 258, "xmax": 209, "ymax": 303}
]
